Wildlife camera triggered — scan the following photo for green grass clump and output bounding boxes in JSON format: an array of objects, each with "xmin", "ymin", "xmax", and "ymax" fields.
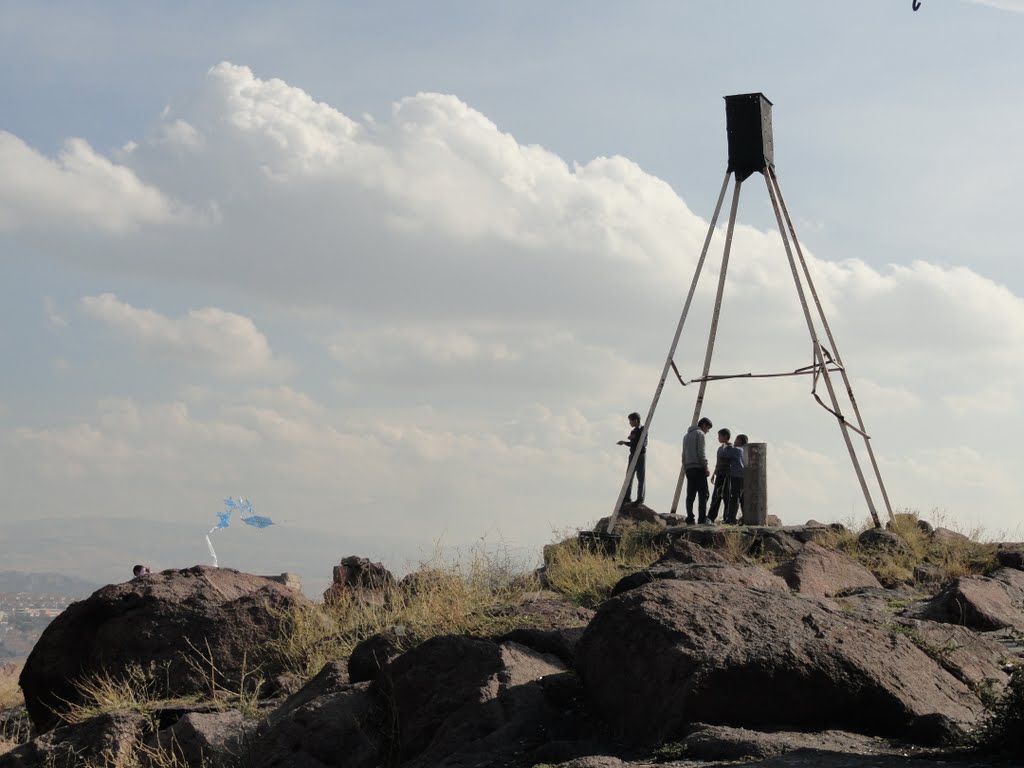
[{"xmin": 975, "ymin": 667, "xmax": 1024, "ymax": 757}]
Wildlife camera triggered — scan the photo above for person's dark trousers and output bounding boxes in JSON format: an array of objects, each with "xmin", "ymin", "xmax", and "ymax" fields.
[
  {"xmin": 708, "ymin": 475, "xmax": 729, "ymax": 522},
  {"xmin": 725, "ymin": 476, "xmax": 745, "ymax": 524},
  {"xmin": 629, "ymin": 452, "xmax": 646, "ymax": 504},
  {"xmin": 684, "ymin": 467, "xmax": 709, "ymax": 523}
]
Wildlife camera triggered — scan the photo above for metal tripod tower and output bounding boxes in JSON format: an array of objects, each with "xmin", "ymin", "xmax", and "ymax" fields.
[{"xmin": 606, "ymin": 93, "xmax": 894, "ymax": 535}]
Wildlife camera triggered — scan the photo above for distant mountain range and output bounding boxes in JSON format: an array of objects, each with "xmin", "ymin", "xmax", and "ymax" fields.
[{"xmin": 0, "ymin": 571, "xmax": 100, "ymax": 596}]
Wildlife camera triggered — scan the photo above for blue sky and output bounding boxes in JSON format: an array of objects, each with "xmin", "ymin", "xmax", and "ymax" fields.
[{"xmin": 1, "ymin": 1, "xmax": 1022, "ymax": 591}]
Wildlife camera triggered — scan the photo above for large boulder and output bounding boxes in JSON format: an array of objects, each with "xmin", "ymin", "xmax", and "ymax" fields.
[
  {"xmin": 381, "ymin": 635, "xmax": 569, "ymax": 767},
  {"xmin": 575, "ymin": 580, "xmax": 984, "ymax": 748},
  {"xmin": 19, "ymin": 565, "xmax": 313, "ymax": 733},
  {"xmin": 774, "ymin": 541, "xmax": 882, "ymax": 597}
]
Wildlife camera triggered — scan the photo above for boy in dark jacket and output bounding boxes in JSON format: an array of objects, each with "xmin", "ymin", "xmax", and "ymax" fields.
[{"xmin": 617, "ymin": 412, "xmax": 647, "ymax": 504}]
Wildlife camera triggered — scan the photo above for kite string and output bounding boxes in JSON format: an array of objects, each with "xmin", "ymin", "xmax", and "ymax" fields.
[{"xmin": 205, "ymin": 526, "xmax": 220, "ymax": 568}]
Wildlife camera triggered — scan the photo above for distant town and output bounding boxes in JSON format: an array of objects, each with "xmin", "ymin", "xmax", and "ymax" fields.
[{"xmin": 0, "ymin": 591, "xmax": 78, "ymax": 661}]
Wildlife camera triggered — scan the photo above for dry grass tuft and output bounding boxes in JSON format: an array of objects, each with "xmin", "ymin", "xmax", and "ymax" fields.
[
  {"xmin": 541, "ymin": 523, "xmax": 667, "ymax": 608},
  {"xmin": 61, "ymin": 662, "xmax": 181, "ymax": 724},
  {"xmin": 816, "ymin": 509, "xmax": 997, "ymax": 588},
  {"xmin": 268, "ymin": 542, "xmax": 546, "ymax": 684},
  {"xmin": 0, "ymin": 663, "xmax": 23, "ymax": 711}
]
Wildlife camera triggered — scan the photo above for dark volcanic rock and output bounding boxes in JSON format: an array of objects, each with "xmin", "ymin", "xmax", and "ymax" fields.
[
  {"xmin": 996, "ymin": 543, "xmax": 1024, "ymax": 570},
  {"xmin": 893, "ymin": 618, "xmax": 1011, "ymax": 694},
  {"xmin": 654, "ymin": 537, "xmax": 729, "ymax": 566},
  {"xmin": 489, "ymin": 590, "xmax": 595, "ymax": 629},
  {"xmin": 382, "ymin": 635, "xmax": 568, "ymax": 766},
  {"xmin": 496, "ymin": 626, "xmax": 587, "ymax": 667},
  {"xmin": 348, "ymin": 631, "xmax": 405, "ymax": 684},
  {"xmin": 611, "ymin": 562, "xmax": 788, "ymax": 597},
  {"xmin": 918, "ymin": 573, "xmax": 1024, "ymax": 631},
  {"xmin": 774, "ymin": 541, "xmax": 882, "ymax": 597},
  {"xmin": 19, "ymin": 565, "xmax": 314, "ymax": 733},
  {"xmin": 932, "ymin": 527, "xmax": 971, "ymax": 545},
  {"xmin": 268, "ymin": 660, "xmax": 351, "ymax": 724},
  {"xmin": 594, "ymin": 503, "xmax": 666, "ymax": 535},
  {"xmin": 0, "ymin": 711, "xmax": 149, "ymax": 768},
  {"xmin": 681, "ymin": 723, "xmax": 914, "ymax": 762},
  {"xmin": 251, "ymin": 682, "xmax": 381, "ymax": 768},
  {"xmin": 575, "ymin": 580, "xmax": 983, "ymax": 748},
  {"xmin": 323, "ymin": 555, "xmax": 396, "ymax": 607},
  {"xmin": 147, "ymin": 710, "xmax": 256, "ymax": 767},
  {"xmin": 858, "ymin": 527, "xmax": 912, "ymax": 555}
]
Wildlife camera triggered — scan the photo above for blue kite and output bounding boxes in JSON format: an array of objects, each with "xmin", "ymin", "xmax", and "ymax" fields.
[{"xmin": 206, "ymin": 497, "xmax": 274, "ymax": 567}]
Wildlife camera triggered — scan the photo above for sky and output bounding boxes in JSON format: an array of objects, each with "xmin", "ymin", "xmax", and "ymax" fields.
[{"xmin": 1, "ymin": 0, "xmax": 1023, "ymax": 594}]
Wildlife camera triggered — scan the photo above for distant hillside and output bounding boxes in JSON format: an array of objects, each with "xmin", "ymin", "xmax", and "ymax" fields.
[{"xmin": 0, "ymin": 571, "xmax": 99, "ymax": 596}]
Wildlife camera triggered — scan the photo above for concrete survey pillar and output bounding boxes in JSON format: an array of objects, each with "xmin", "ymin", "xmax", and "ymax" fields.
[{"xmin": 743, "ymin": 442, "xmax": 767, "ymax": 525}]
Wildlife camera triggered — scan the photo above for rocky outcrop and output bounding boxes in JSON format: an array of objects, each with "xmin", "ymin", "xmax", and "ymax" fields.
[
  {"xmin": 322, "ymin": 556, "xmax": 396, "ymax": 607},
  {"xmin": 575, "ymin": 579, "xmax": 984, "ymax": 747},
  {"xmin": 774, "ymin": 541, "xmax": 882, "ymax": 597},
  {"xmin": 18, "ymin": 566, "xmax": 313, "ymax": 733}
]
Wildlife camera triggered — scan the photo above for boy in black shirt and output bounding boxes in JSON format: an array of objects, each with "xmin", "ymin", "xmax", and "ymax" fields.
[{"xmin": 617, "ymin": 412, "xmax": 647, "ymax": 504}]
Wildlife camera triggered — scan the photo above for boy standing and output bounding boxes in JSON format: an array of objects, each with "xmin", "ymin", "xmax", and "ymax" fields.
[
  {"xmin": 726, "ymin": 434, "xmax": 748, "ymax": 524},
  {"xmin": 682, "ymin": 416, "xmax": 713, "ymax": 524},
  {"xmin": 617, "ymin": 412, "xmax": 647, "ymax": 504},
  {"xmin": 708, "ymin": 428, "xmax": 733, "ymax": 523}
]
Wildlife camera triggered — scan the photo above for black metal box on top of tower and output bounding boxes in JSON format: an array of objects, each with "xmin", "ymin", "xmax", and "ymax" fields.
[{"xmin": 724, "ymin": 93, "xmax": 773, "ymax": 181}]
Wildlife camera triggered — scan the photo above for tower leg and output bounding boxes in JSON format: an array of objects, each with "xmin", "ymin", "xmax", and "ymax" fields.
[
  {"xmin": 763, "ymin": 171, "xmax": 882, "ymax": 528},
  {"xmin": 606, "ymin": 171, "xmax": 732, "ymax": 534},
  {"xmin": 768, "ymin": 167, "xmax": 895, "ymax": 526},
  {"xmin": 670, "ymin": 175, "xmax": 743, "ymax": 513}
]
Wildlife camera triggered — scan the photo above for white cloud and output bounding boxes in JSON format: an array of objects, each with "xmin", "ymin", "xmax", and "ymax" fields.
[
  {"xmin": 0, "ymin": 132, "xmax": 188, "ymax": 234},
  {"xmin": 79, "ymin": 293, "xmax": 288, "ymax": 377},
  {"xmin": 3, "ymin": 62, "xmax": 1024, "ymax": 572},
  {"xmin": 962, "ymin": 0, "xmax": 1024, "ymax": 12}
]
